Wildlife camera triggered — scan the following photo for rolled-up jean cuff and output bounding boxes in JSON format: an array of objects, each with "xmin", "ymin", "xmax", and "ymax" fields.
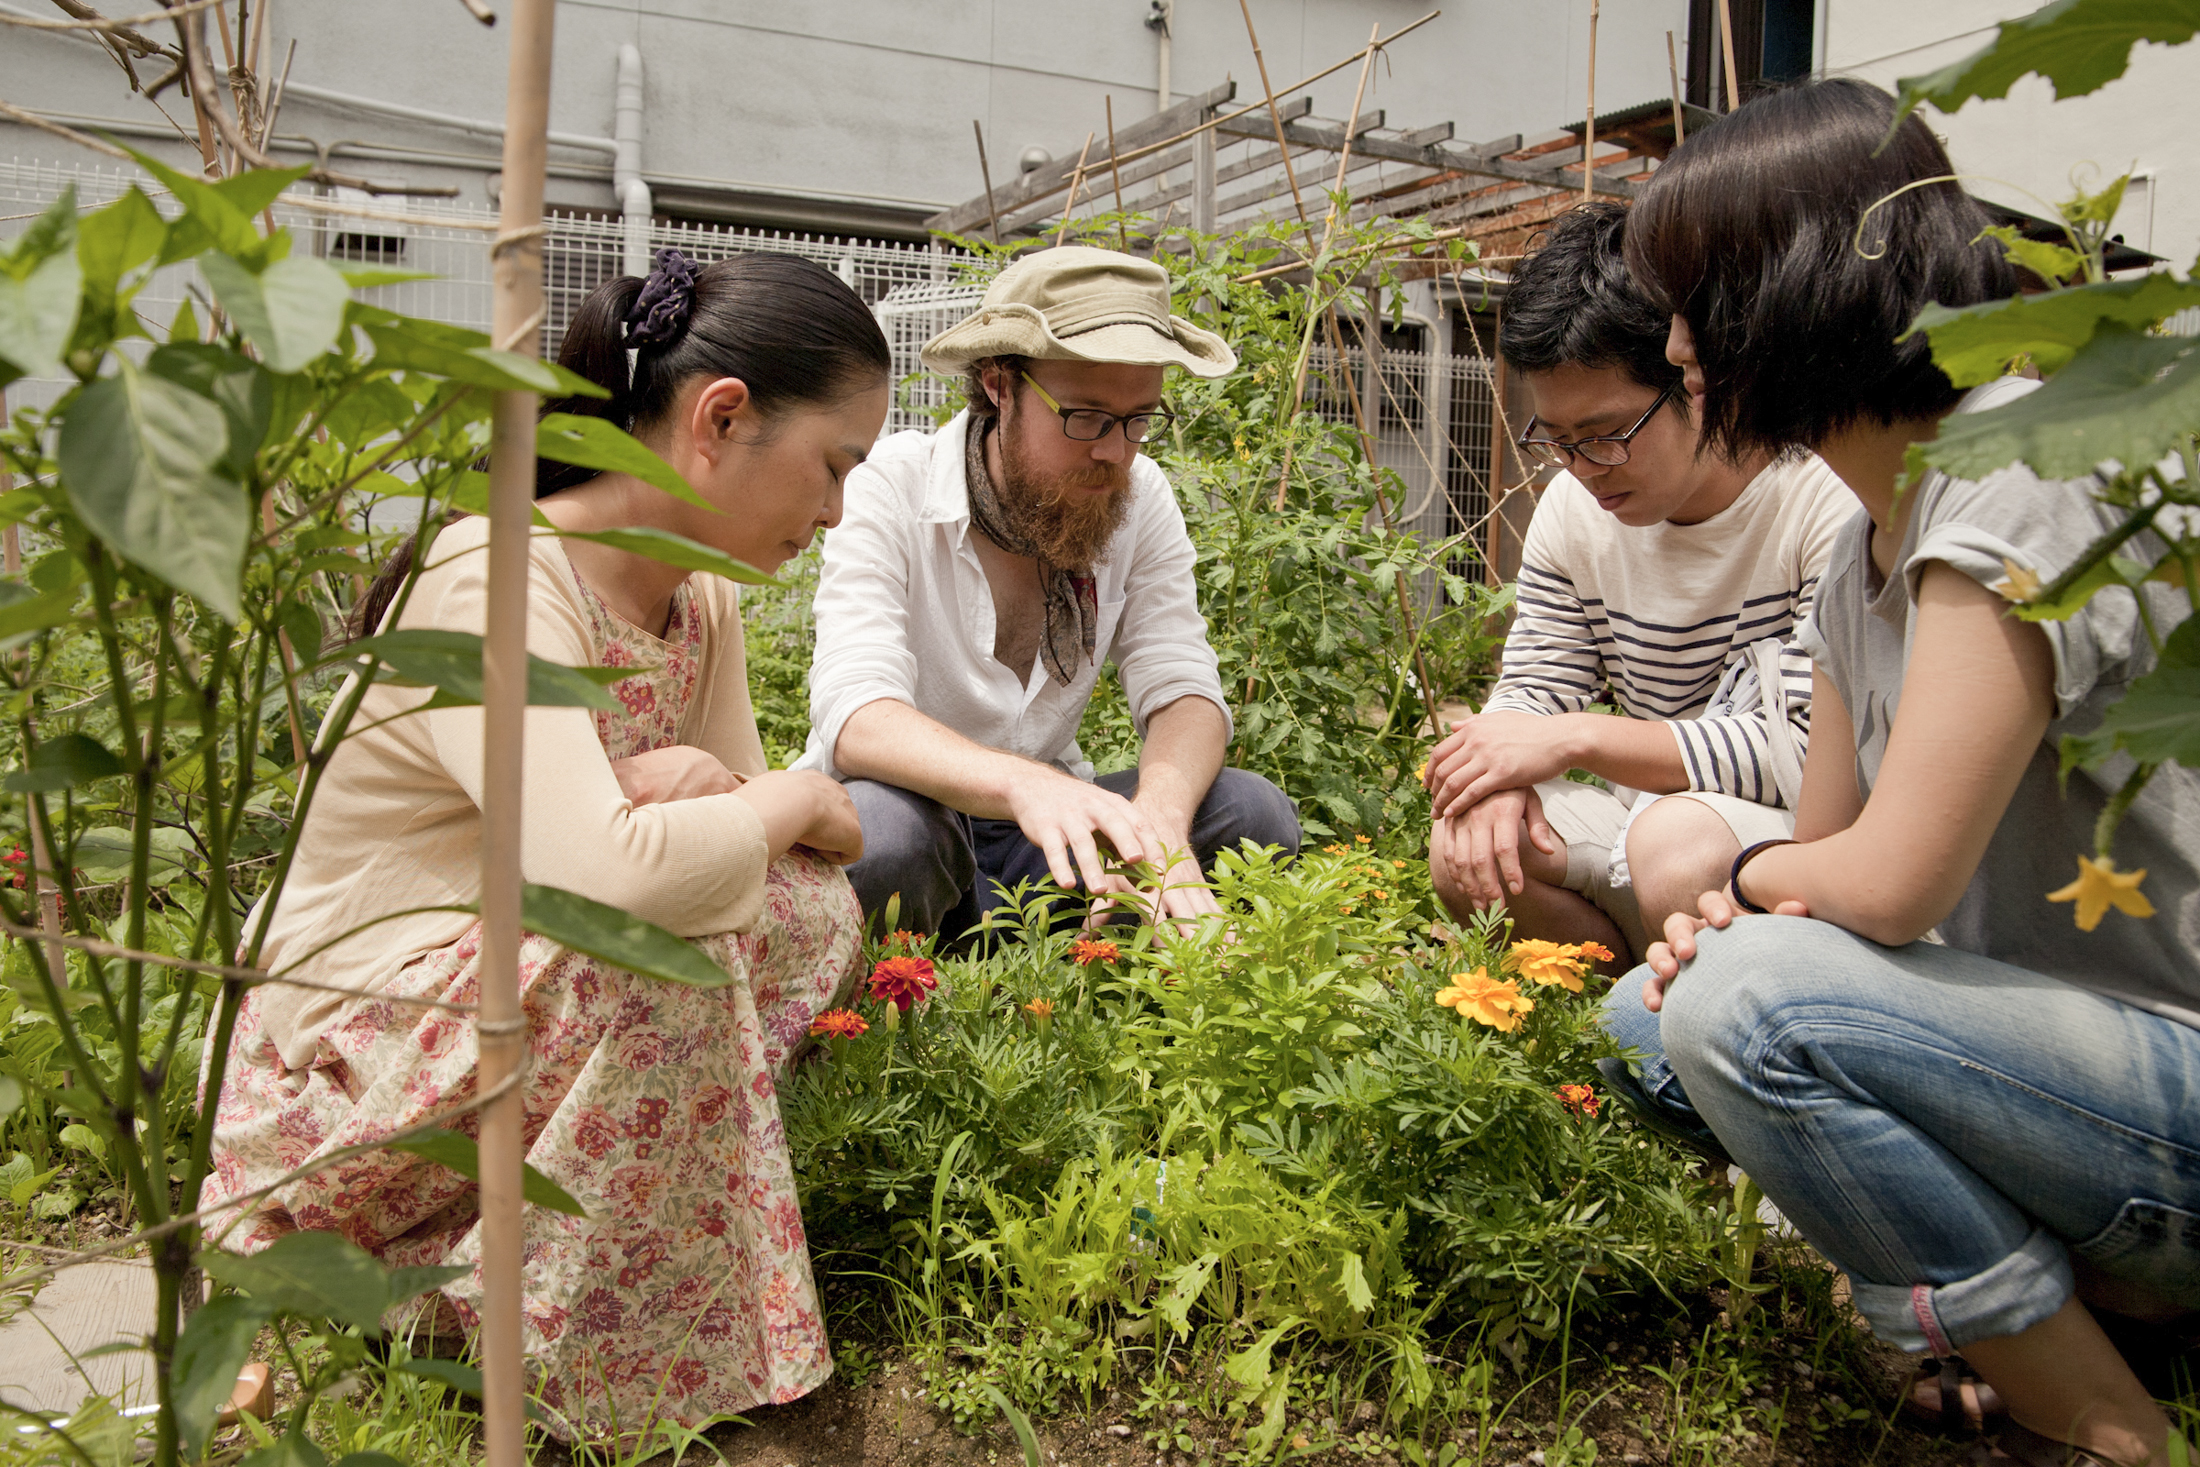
[{"xmin": 1848, "ymin": 1227, "xmax": 2074, "ymax": 1354}]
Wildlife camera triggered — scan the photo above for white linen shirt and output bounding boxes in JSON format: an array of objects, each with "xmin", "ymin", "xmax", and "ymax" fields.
[{"xmin": 795, "ymin": 410, "xmax": 1230, "ymax": 782}]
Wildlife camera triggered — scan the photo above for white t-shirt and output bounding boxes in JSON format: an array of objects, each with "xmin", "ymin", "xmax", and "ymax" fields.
[{"xmin": 1483, "ymin": 455, "xmax": 1858, "ymax": 807}]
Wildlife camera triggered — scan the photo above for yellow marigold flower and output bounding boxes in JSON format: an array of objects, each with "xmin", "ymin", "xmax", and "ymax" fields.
[
  {"xmin": 2047, "ymin": 853, "xmax": 2155, "ymax": 932},
  {"xmin": 1392, "ymin": 860, "xmax": 1408, "ymax": 870},
  {"xmin": 1322, "ymin": 842, "xmax": 1347, "ymax": 855},
  {"xmin": 1433, "ymin": 969, "xmax": 1536, "ymax": 1032},
  {"xmin": 1355, "ymin": 835, "xmax": 1371, "ymax": 844},
  {"xmin": 1990, "ymin": 557, "xmax": 2043, "ymax": 603},
  {"xmin": 1370, "ymin": 889, "xmax": 1387, "ymax": 901},
  {"xmin": 1415, "ymin": 759, "xmax": 1430, "ymax": 782},
  {"xmin": 1339, "ymin": 905, "xmax": 1356, "ymax": 917},
  {"xmin": 1506, "ymin": 938, "xmax": 1589, "ymax": 993}
]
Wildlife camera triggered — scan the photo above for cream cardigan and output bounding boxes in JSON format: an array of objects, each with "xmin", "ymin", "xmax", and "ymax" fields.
[{"xmin": 250, "ymin": 515, "xmax": 771, "ymax": 1067}]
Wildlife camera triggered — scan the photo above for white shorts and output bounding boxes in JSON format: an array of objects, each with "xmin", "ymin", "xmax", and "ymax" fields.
[{"xmin": 1533, "ymin": 778, "xmax": 1795, "ymax": 957}]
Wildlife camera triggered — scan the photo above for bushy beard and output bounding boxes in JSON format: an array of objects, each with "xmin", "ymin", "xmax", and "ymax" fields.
[{"xmin": 992, "ymin": 413, "xmax": 1133, "ymax": 571}]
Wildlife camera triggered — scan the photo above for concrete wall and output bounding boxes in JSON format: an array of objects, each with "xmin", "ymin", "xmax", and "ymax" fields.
[
  {"xmin": 3, "ymin": 0, "xmax": 1688, "ymax": 237},
  {"xmin": 1822, "ymin": 1, "xmax": 2197, "ymax": 269}
]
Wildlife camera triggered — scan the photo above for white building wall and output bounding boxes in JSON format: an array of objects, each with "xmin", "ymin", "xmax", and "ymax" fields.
[
  {"xmin": 1822, "ymin": 0, "xmax": 2196, "ymax": 269},
  {"xmin": 2, "ymin": 0, "xmax": 1689, "ymax": 236}
]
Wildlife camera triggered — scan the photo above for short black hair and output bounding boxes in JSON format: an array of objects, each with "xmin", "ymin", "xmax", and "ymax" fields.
[
  {"xmin": 1499, "ymin": 202, "xmax": 1681, "ymax": 399},
  {"xmin": 1623, "ymin": 78, "xmax": 2016, "ymax": 457}
]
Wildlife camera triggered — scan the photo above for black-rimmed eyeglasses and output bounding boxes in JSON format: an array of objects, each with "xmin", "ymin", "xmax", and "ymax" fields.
[
  {"xmin": 1517, "ymin": 386, "xmax": 1676, "ymax": 468},
  {"xmin": 1020, "ymin": 371, "xmax": 1177, "ymax": 445}
]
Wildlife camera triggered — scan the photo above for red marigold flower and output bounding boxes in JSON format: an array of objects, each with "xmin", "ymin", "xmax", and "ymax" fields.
[
  {"xmin": 1554, "ymin": 1083, "xmax": 1601, "ymax": 1118},
  {"xmin": 809, "ymin": 1009, "xmax": 869, "ymax": 1039},
  {"xmin": 1578, "ymin": 941, "xmax": 1616, "ymax": 965},
  {"xmin": 867, "ymin": 955, "xmax": 938, "ymax": 1012},
  {"xmin": 1068, "ymin": 938, "xmax": 1120, "ymax": 966}
]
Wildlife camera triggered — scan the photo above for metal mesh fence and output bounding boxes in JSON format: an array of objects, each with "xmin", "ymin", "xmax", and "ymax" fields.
[{"xmin": 2, "ymin": 158, "xmax": 1512, "ymax": 570}]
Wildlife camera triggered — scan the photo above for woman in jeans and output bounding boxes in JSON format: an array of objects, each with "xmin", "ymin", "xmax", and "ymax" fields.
[{"xmin": 1599, "ymin": 78, "xmax": 2199, "ymax": 1467}]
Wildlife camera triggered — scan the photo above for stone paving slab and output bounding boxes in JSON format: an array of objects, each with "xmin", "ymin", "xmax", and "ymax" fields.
[{"xmin": 0, "ymin": 1258, "xmax": 158, "ymax": 1415}]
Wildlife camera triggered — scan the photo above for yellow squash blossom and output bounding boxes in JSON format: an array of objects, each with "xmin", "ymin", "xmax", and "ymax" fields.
[
  {"xmin": 2047, "ymin": 853, "xmax": 2155, "ymax": 932},
  {"xmin": 1506, "ymin": 938, "xmax": 1589, "ymax": 993},
  {"xmin": 1990, "ymin": 556, "xmax": 2043, "ymax": 604},
  {"xmin": 1434, "ymin": 969, "xmax": 1537, "ymax": 1032}
]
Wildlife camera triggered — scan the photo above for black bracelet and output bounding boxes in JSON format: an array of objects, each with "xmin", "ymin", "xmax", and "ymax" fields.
[{"xmin": 1728, "ymin": 838, "xmax": 1799, "ymax": 915}]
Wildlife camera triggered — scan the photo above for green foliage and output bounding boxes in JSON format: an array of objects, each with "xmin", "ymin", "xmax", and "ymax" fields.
[
  {"xmin": 1895, "ymin": 0, "xmax": 2200, "ymax": 119},
  {"xmin": 782, "ymin": 849, "xmax": 1717, "ymax": 1432},
  {"xmin": 0, "ymin": 159, "xmax": 757, "ymax": 1467}
]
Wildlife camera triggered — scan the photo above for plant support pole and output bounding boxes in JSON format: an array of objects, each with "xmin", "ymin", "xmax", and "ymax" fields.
[
  {"xmin": 1717, "ymin": 0, "xmax": 1740, "ymax": 111},
  {"xmin": 481, "ymin": 2, "xmax": 555, "ymax": 1464},
  {"xmin": 971, "ymin": 120, "xmax": 1002, "ymax": 245},
  {"xmin": 1667, "ymin": 30, "xmax": 1686, "ymax": 145},
  {"xmin": 1582, "ymin": 0, "xmax": 1599, "ymax": 204}
]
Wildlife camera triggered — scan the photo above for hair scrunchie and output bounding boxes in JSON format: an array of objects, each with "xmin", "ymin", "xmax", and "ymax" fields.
[{"xmin": 624, "ymin": 247, "xmax": 698, "ymax": 348}]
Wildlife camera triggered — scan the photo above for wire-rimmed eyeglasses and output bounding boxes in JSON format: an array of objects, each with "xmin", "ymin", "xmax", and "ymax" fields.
[
  {"xmin": 1517, "ymin": 386, "xmax": 1676, "ymax": 469},
  {"xmin": 1020, "ymin": 371, "xmax": 1177, "ymax": 445}
]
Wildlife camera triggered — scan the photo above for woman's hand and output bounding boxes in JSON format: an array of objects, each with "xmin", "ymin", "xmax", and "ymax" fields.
[
  {"xmin": 610, "ymin": 745, "xmax": 744, "ymax": 806},
  {"xmin": 733, "ymin": 770, "xmax": 865, "ymax": 866},
  {"xmin": 1641, "ymin": 886, "xmax": 1810, "ymax": 1012}
]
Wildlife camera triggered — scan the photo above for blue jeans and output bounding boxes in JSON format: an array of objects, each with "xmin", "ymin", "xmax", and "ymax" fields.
[
  {"xmin": 842, "ymin": 766, "xmax": 1301, "ymax": 940},
  {"xmin": 1598, "ymin": 915, "xmax": 2200, "ymax": 1353}
]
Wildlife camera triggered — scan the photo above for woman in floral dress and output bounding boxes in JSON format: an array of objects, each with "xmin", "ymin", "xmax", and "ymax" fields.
[{"xmin": 203, "ymin": 251, "xmax": 890, "ymax": 1438}]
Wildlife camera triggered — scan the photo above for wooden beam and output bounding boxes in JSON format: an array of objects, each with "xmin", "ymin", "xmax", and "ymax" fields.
[
  {"xmin": 1215, "ymin": 144, "xmax": 1393, "ymax": 218},
  {"xmin": 1246, "ymin": 116, "xmax": 1641, "ymax": 199},
  {"xmin": 926, "ymin": 79, "xmax": 1237, "ymax": 235}
]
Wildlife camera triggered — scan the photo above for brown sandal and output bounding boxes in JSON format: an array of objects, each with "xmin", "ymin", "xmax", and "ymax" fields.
[{"xmin": 1906, "ymin": 1356, "xmax": 2004, "ymax": 1437}]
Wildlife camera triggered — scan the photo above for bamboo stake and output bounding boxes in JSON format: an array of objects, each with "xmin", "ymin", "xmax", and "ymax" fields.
[
  {"xmin": 480, "ymin": 1, "xmax": 556, "ymax": 1463},
  {"xmin": 1717, "ymin": 0, "xmax": 1740, "ymax": 111},
  {"xmin": 1582, "ymin": 0, "xmax": 1599, "ymax": 204},
  {"xmin": 971, "ymin": 120, "xmax": 1002, "ymax": 246},
  {"xmin": 1053, "ymin": 130, "xmax": 1095, "ymax": 247},
  {"xmin": 1666, "ymin": 30, "xmax": 1686, "ymax": 146},
  {"xmin": 0, "ymin": 430, "xmax": 66, "ymax": 979},
  {"xmin": 1105, "ymin": 95, "xmax": 1128, "ymax": 251},
  {"xmin": 1235, "ymin": 0, "xmax": 1313, "ymax": 235}
]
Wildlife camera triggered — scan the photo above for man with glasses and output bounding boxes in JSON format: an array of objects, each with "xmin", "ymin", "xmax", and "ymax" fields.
[
  {"xmin": 799, "ymin": 246, "xmax": 1299, "ymax": 938},
  {"xmin": 1423, "ymin": 204, "xmax": 1853, "ymax": 965}
]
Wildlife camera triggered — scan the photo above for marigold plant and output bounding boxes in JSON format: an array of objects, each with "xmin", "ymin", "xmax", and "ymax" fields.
[{"xmin": 868, "ymin": 954, "xmax": 939, "ymax": 1012}]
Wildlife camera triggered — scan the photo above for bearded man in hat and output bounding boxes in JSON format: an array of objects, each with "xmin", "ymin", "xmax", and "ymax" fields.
[{"xmin": 795, "ymin": 246, "xmax": 1300, "ymax": 937}]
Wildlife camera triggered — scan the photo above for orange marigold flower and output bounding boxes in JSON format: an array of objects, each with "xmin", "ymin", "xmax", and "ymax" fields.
[
  {"xmin": 1432, "ymin": 969, "xmax": 1536, "ymax": 1032},
  {"xmin": 1354, "ymin": 835, "xmax": 1371, "ymax": 844},
  {"xmin": 1506, "ymin": 938, "xmax": 1589, "ymax": 993},
  {"xmin": 883, "ymin": 928, "xmax": 925, "ymax": 953},
  {"xmin": 1554, "ymin": 1083, "xmax": 1600, "ymax": 1118},
  {"xmin": 1578, "ymin": 941, "xmax": 1616, "ymax": 965},
  {"xmin": 867, "ymin": 954, "xmax": 938, "ymax": 1012},
  {"xmin": 809, "ymin": 1008, "xmax": 869, "ymax": 1039},
  {"xmin": 1023, "ymin": 998, "xmax": 1055, "ymax": 1020},
  {"xmin": 1069, "ymin": 938, "xmax": 1120, "ymax": 966},
  {"xmin": 1370, "ymin": 889, "xmax": 1387, "ymax": 901},
  {"xmin": 1322, "ymin": 843, "xmax": 1347, "ymax": 855}
]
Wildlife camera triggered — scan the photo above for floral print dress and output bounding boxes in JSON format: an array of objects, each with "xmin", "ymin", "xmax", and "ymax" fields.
[{"xmin": 203, "ymin": 576, "xmax": 864, "ymax": 1441}]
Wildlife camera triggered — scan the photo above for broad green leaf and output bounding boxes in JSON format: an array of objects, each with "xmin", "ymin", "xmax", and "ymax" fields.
[
  {"xmin": 171, "ymin": 1294, "xmax": 270, "ymax": 1458},
  {"xmin": 1975, "ymin": 224, "xmax": 2087, "ymax": 288},
  {"xmin": 395, "ymin": 1360, "xmax": 482, "ymax": 1396},
  {"xmin": 169, "ymin": 296, "xmax": 199, "ymax": 344},
  {"xmin": 522, "ymin": 882, "xmax": 733, "ymax": 989},
  {"xmin": 537, "ymin": 414, "xmax": 717, "ymax": 513},
  {"xmin": 73, "ymin": 825, "xmax": 195, "ymax": 885},
  {"xmin": 57, "ymin": 359, "xmax": 249, "ymax": 620},
  {"xmin": 384, "ymin": 1263, "xmax": 470, "ymax": 1306},
  {"xmin": 201, "ymin": 252, "xmax": 351, "ymax": 374},
  {"xmin": 5, "ymin": 733, "xmax": 122, "ymax": 793},
  {"xmin": 1921, "ymin": 324, "xmax": 2200, "ymax": 482},
  {"xmin": 126, "ymin": 147, "xmax": 259, "ymax": 262},
  {"xmin": 0, "ymin": 188, "xmax": 82, "ymax": 382},
  {"xmin": 147, "ymin": 342, "xmax": 274, "ymax": 480},
  {"xmin": 0, "ymin": 584, "xmax": 78, "ymax": 645},
  {"xmin": 201, "ymin": 1230, "xmax": 394, "ymax": 1334},
  {"xmin": 332, "ymin": 264, "xmax": 435, "ymax": 289},
  {"xmin": 320, "ymin": 378, "xmax": 416, "ymax": 448},
  {"xmin": 358, "ymin": 314, "xmax": 601, "ymax": 397},
  {"xmin": 344, "ymin": 628, "xmax": 623, "ymax": 711},
  {"xmin": 388, "ymin": 1128, "xmax": 590, "ymax": 1216},
  {"xmin": 2062, "ymin": 617, "xmax": 2200, "ymax": 771},
  {"xmin": 545, "ymin": 524, "xmax": 773, "ymax": 585},
  {"xmin": 0, "ymin": 1075, "xmax": 20, "ymax": 1124},
  {"xmin": 1907, "ymin": 272, "xmax": 2200, "ymax": 387},
  {"xmin": 281, "ymin": 600, "xmax": 325, "ymax": 667},
  {"xmin": 77, "ymin": 188, "xmax": 167, "ymax": 288},
  {"xmin": 211, "ymin": 165, "xmax": 313, "ymax": 219},
  {"xmin": 1896, "ymin": 0, "xmax": 2200, "ymax": 119}
]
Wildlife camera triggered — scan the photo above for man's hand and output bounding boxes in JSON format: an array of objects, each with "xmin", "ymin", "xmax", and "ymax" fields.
[
  {"xmin": 1640, "ymin": 886, "xmax": 1810, "ymax": 1013},
  {"xmin": 1122, "ymin": 812, "xmax": 1223, "ymax": 925},
  {"xmin": 610, "ymin": 745, "xmax": 743, "ymax": 806},
  {"xmin": 1433, "ymin": 786, "xmax": 1560, "ymax": 908},
  {"xmin": 1425, "ymin": 711, "xmax": 1577, "ymax": 820},
  {"xmin": 1004, "ymin": 763, "xmax": 1163, "ymax": 897}
]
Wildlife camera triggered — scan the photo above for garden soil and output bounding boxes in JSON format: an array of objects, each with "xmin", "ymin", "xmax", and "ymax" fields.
[{"xmin": 672, "ymin": 1346, "xmax": 1980, "ymax": 1467}]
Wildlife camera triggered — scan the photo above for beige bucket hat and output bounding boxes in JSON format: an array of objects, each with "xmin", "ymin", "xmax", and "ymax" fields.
[{"xmin": 921, "ymin": 245, "xmax": 1237, "ymax": 379}]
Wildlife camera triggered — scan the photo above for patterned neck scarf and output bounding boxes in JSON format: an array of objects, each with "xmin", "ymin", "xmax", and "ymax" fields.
[{"xmin": 964, "ymin": 415, "xmax": 1099, "ymax": 688}]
